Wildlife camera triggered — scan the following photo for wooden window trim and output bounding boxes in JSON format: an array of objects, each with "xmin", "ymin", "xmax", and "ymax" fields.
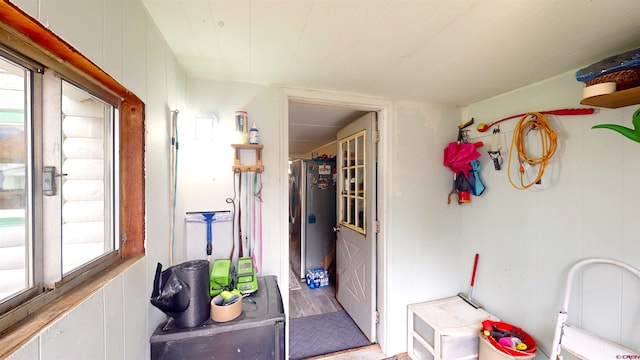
[{"xmin": 0, "ymin": 2, "xmax": 145, "ymax": 357}]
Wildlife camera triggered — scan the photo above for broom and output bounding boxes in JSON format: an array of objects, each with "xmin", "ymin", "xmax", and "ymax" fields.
[{"xmin": 458, "ymin": 253, "xmax": 483, "ymax": 309}]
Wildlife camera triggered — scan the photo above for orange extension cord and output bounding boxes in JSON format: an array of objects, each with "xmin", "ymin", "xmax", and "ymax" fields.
[{"xmin": 507, "ymin": 112, "xmax": 558, "ymax": 190}]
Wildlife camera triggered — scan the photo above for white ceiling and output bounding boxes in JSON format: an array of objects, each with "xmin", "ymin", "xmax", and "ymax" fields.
[
  {"xmin": 142, "ymin": 0, "xmax": 640, "ymax": 155},
  {"xmin": 288, "ymin": 102, "xmax": 366, "ymax": 156}
]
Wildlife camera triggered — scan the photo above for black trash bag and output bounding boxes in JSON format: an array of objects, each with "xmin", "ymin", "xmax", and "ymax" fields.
[
  {"xmin": 150, "ymin": 260, "xmax": 211, "ymax": 328},
  {"xmin": 150, "ymin": 262, "xmax": 190, "ymax": 314}
]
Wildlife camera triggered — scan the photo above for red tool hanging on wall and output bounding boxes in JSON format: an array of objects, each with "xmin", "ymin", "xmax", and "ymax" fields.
[{"xmin": 476, "ymin": 108, "xmax": 595, "ymax": 133}]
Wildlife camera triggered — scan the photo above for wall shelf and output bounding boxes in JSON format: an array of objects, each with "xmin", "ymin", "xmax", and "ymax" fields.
[
  {"xmin": 231, "ymin": 143, "xmax": 263, "ymax": 173},
  {"xmin": 580, "ymin": 86, "xmax": 640, "ymax": 109}
]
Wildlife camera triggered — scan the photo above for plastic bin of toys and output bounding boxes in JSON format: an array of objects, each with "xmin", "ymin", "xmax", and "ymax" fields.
[{"xmin": 478, "ymin": 320, "xmax": 537, "ymax": 360}]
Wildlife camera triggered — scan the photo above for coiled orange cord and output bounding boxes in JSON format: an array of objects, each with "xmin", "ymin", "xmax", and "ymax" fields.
[{"xmin": 507, "ymin": 112, "xmax": 558, "ymax": 190}]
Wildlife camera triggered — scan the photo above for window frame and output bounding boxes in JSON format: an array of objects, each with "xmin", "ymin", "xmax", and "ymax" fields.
[
  {"xmin": 0, "ymin": 40, "xmax": 123, "ymax": 315},
  {"xmin": 0, "ymin": 45, "xmax": 43, "ymax": 311},
  {"xmin": 0, "ymin": 0, "xmax": 145, "ymax": 347}
]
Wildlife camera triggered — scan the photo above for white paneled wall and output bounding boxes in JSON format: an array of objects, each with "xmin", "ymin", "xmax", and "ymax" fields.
[
  {"xmin": 7, "ymin": 258, "xmax": 146, "ymax": 360},
  {"xmin": 461, "ymin": 72, "xmax": 640, "ymax": 358}
]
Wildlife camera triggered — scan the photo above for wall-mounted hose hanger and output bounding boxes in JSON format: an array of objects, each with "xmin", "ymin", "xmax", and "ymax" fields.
[{"xmin": 507, "ymin": 112, "xmax": 557, "ymax": 190}]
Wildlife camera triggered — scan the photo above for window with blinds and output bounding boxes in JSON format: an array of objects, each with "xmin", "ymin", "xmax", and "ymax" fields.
[
  {"xmin": 61, "ymin": 81, "xmax": 117, "ymax": 274},
  {"xmin": 0, "ymin": 49, "xmax": 119, "ymax": 313}
]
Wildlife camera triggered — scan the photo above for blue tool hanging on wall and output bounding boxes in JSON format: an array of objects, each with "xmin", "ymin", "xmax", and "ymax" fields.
[{"xmin": 184, "ymin": 210, "xmax": 234, "ymax": 261}]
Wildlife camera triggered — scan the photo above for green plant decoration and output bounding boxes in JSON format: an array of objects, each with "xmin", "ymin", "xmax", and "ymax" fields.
[{"xmin": 592, "ymin": 107, "xmax": 640, "ymax": 143}]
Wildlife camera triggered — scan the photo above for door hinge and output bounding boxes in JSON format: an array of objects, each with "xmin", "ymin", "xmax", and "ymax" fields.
[
  {"xmin": 375, "ymin": 130, "xmax": 380, "ymax": 144},
  {"xmin": 375, "ymin": 220, "xmax": 380, "ymax": 234},
  {"xmin": 375, "ymin": 310, "xmax": 380, "ymax": 324}
]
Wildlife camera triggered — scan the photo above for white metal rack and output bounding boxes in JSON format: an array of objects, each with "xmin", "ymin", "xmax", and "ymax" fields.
[{"xmin": 550, "ymin": 258, "xmax": 640, "ymax": 360}]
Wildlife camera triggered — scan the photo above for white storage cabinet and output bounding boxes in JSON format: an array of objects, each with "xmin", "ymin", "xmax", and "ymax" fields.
[{"xmin": 407, "ymin": 296, "xmax": 499, "ymax": 360}]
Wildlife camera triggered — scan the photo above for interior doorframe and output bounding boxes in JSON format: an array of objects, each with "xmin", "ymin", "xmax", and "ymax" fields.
[{"xmin": 281, "ymin": 87, "xmax": 392, "ymax": 356}]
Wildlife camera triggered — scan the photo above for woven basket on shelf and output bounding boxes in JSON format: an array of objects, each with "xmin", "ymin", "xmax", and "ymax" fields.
[{"xmin": 585, "ymin": 68, "xmax": 640, "ymax": 91}]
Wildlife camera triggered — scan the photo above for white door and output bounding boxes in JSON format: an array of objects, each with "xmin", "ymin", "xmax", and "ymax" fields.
[{"xmin": 336, "ymin": 112, "xmax": 377, "ymax": 342}]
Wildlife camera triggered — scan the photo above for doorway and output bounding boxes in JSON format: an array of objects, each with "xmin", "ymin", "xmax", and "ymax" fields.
[{"xmin": 284, "ymin": 88, "xmax": 389, "ymax": 356}]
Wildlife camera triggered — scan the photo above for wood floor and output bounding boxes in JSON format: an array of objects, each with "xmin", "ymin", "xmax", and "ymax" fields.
[{"xmin": 289, "ymin": 265, "xmax": 342, "ymax": 319}]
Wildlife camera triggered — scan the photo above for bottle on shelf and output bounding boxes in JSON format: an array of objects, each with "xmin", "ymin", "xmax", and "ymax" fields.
[{"xmin": 249, "ymin": 121, "xmax": 259, "ymax": 145}]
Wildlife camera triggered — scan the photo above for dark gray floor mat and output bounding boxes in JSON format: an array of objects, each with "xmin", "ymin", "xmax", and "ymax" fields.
[{"xmin": 289, "ymin": 310, "xmax": 370, "ymax": 359}]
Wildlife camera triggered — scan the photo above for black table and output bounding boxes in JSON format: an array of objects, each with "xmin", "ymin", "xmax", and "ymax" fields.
[{"xmin": 150, "ymin": 275, "xmax": 285, "ymax": 360}]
